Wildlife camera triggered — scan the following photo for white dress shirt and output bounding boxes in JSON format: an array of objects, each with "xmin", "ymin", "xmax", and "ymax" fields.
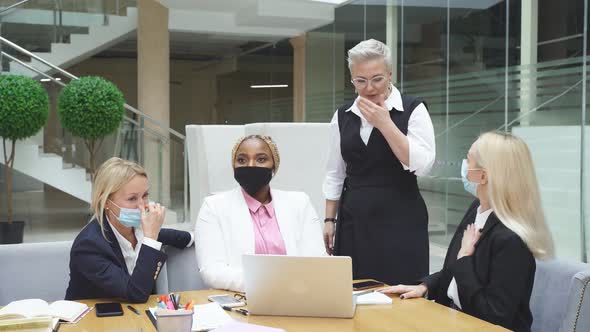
[
  {"xmin": 108, "ymin": 217, "xmax": 195, "ymax": 275},
  {"xmin": 322, "ymin": 84, "xmax": 436, "ymax": 200},
  {"xmin": 447, "ymin": 206, "xmax": 493, "ymax": 309},
  {"xmin": 108, "ymin": 219, "xmax": 162, "ymax": 275}
]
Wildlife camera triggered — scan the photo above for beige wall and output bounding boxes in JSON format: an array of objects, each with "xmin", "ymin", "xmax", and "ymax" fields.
[
  {"xmin": 216, "ymin": 55, "xmax": 293, "ymax": 124},
  {"xmin": 67, "ymin": 57, "xmax": 219, "ymax": 204},
  {"xmin": 66, "ymin": 54, "xmax": 293, "ymax": 132},
  {"xmin": 68, "ymin": 57, "xmax": 219, "ymax": 134},
  {"xmin": 61, "ymin": 52, "xmax": 293, "ymax": 206}
]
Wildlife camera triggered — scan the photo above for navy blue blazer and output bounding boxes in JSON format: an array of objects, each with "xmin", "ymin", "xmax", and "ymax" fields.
[
  {"xmin": 423, "ymin": 200, "xmax": 536, "ymax": 332},
  {"xmin": 65, "ymin": 217, "xmax": 192, "ymax": 303}
]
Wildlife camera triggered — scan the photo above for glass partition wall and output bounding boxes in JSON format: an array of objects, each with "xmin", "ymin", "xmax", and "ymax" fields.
[
  {"xmin": 305, "ymin": 0, "xmax": 589, "ymax": 263},
  {"xmin": 1, "ymin": 0, "xmax": 588, "ymax": 262}
]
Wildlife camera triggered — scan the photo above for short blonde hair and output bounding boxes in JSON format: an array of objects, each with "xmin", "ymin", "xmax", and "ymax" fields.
[
  {"xmin": 471, "ymin": 131, "xmax": 554, "ymax": 260},
  {"xmin": 91, "ymin": 157, "xmax": 147, "ymax": 238},
  {"xmin": 231, "ymin": 135, "xmax": 280, "ymax": 175},
  {"xmin": 347, "ymin": 39, "xmax": 392, "ymax": 72}
]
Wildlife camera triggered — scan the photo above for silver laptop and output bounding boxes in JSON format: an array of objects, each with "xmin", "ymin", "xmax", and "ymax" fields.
[{"xmin": 242, "ymin": 255, "xmax": 356, "ymax": 318}]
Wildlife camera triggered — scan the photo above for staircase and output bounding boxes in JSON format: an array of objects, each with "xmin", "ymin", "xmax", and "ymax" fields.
[
  {"xmin": 0, "ymin": 142, "xmax": 91, "ymax": 201},
  {"xmin": 2, "ymin": 6, "xmax": 137, "ymax": 76},
  {"xmin": 1, "ymin": 3, "xmax": 182, "ymax": 223},
  {"xmin": 0, "ymin": 141, "xmax": 178, "ymax": 223}
]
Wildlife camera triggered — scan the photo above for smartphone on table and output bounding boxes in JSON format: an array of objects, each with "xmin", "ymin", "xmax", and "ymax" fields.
[
  {"xmin": 353, "ymin": 280, "xmax": 385, "ymax": 291},
  {"xmin": 95, "ymin": 302, "xmax": 124, "ymax": 317},
  {"xmin": 207, "ymin": 294, "xmax": 246, "ymax": 308}
]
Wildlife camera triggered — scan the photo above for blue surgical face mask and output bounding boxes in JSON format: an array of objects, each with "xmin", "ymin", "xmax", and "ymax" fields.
[
  {"xmin": 109, "ymin": 200, "xmax": 142, "ymax": 227},
  {"xmin": 461, "ymin": 159, "xmax": 480, "ymax": 197}
]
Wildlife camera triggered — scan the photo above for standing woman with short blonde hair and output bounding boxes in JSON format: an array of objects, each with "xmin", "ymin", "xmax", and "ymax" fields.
[
  {"xmin": 65, "ymin": 157, "xmax": 194, "ymax": 303},
  {"xmin": 381, "ymin": 132, "xmax": 554, "ymax": 332},
  {"xmin": 323, "ymin": 39, "xmax": 436, "ymax": 285}
]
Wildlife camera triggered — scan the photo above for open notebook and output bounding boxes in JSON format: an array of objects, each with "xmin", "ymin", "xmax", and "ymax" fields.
[{"xmin": 0, "ymin": 299, "xmax": 89, "ymax": 323}]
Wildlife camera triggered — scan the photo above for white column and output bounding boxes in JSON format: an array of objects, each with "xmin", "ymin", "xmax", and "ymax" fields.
[
  {"xmin": 386, "ymin": 0, "xmax": 399, "ymax": 84},
  {"xmin": 520, "ymin": 0, "xmax": 538, "ymax": 126},
  {"xmin": 290, "ymin": 34, "xmax": 306, "ymax": 122},
  {"xmin": 138, "ymin": 0, "xmax": 171, "ymax": 206}
]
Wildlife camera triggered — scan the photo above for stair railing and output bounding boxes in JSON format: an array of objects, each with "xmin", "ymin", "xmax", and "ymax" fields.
[{"xmin": 0, "ymin": 35, "xmax": 189, "ymax": 222}]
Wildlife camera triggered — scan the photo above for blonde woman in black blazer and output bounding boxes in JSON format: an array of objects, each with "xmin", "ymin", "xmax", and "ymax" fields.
[{"xmin": 380, "ymin": 132, "xmax": 554, "ymax": 332}]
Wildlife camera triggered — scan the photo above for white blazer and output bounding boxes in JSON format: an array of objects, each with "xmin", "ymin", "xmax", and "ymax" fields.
[{"xmin": 195, "ymin": 187, "xmax": 326, "ymax": 292}]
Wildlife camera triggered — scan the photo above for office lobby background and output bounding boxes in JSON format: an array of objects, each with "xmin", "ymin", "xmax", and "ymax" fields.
[{"xmin": 0, "ymin": 0, "xmax": 588, "ymax": 265}]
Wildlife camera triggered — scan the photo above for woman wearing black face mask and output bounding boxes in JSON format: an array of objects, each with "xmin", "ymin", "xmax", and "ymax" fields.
[{"xmin": 194, "ymin": 135, "xmax": 326, "ymax": 292}]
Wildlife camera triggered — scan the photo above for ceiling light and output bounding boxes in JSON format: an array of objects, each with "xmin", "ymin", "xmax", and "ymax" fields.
[
  {"xmin": 308, "ymin": 0, "xmax": 349, "ymax": 4},
  {"xmin": 250, "ymin": 84, "xmax": 289, "ymax": 89}
]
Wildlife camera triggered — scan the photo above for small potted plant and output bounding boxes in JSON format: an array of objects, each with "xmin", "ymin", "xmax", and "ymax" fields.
[
  {"xmin": 57, "ymin": 76, "xmax": 125, "ymax": 178},
  {"xmin": 0, "ymin": 75, "xmax": 49, "ymax": 244}
]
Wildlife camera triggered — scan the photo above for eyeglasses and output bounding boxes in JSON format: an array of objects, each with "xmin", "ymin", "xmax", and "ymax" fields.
[
  {"xmin": 233, "ymin": 293, "xmax": 247, "ymax": 303},
  {"xmin": 461, "ymin": 159, "xmax": 483, "ymax": 173},
  {"xmin": 351, "ymin": 75, "xmax": 388, "ymax": 89}
]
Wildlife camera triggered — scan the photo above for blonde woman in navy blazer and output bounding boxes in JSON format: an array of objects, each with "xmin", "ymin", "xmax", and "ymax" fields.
[
  {"xmin": 66, "ymin": 158, "xmax": 193, "ymax": 302},
  {"xmin": 380, "ymin": 132, "xmax": 554, "ymax": 332}
]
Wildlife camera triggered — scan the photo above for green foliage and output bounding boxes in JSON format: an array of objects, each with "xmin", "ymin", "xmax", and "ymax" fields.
[
  {"xmin": 57, "ymin": 76, "xmax": 125, "ymax": 140},
  {"xmin": 0, "ymin": 75, "xmax": 49, "ymax": 141}
]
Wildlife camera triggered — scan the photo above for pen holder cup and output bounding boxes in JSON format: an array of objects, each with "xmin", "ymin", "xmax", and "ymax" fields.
[{"xmin": 155, "ymin": 309, "xmax": 193, "ymax": 332}]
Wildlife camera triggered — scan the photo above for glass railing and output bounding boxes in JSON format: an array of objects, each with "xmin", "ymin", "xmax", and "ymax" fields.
[
  {"xmin": 0, "ymin": 35, "xmax": 189, "ymax": 227},
  {"xmin": 403, "ymin": 56, "xmax": 590, "ymax": 258},
  {"xmin": 301, "ymin": 55, "xmax": 590, "ymax": 260},
  {"xmin": 0, "ymin": 0, "xmax": 136, "ymax": 22},
  {"xmin": 0, "ymin": 0, "xmax": 136, "ymax": 70}
]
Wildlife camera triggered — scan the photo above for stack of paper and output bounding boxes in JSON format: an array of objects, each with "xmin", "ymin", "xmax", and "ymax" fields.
[
  {"xmin": 212, "ymin": 322, "xmax": 285, "ymax": 331},
  {"xmin": 355, "ymin": 292, "xmax": 393, "ymax": 305},
  {"xmin": 192, "ymin": 303, "xmax": 234, "ymax": 332}
]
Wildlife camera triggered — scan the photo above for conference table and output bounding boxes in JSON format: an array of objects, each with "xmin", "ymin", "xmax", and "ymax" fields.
[{"xmin": 58, "ymin": 286, "xmax": 509, "ymax": 332}]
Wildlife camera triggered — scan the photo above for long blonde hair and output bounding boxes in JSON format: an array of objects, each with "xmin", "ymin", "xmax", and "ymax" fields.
[
  {"xmin": 91, "ymin": 157, "xmax": 147, "ymax": 238},
  {"xmin": 471, "ymin": 131, "xmax": 554, "ymax": 260}
]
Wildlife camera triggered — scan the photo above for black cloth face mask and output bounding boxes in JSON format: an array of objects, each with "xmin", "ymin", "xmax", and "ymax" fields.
[{"xmin": 234, "ymin": 166, "xmax": 273, "ymax": 196}]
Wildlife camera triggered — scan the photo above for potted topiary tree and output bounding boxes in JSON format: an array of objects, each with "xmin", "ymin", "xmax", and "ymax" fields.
[
  {"xmin": 57, "ymin": 76, "xmax": 125, "ymax": 178},
  {"xmin": 0, "ymin": 75, "xmax": 49, "ymax": 244}
]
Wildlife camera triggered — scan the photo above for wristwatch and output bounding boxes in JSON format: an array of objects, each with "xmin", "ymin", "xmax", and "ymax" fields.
[{"xmin": 324, "ymin": 218, "xmax": 336, "ymax": 223}]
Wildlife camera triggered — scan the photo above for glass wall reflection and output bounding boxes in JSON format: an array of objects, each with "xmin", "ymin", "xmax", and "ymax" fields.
[{"xmin": 305, "ymin": 0, "xmax": 589, "ymax": 262}]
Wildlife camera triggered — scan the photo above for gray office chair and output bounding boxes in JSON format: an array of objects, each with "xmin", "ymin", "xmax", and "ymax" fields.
[
  {"xmin": 530, "ymin": 259, "xmax": 590, "ymax": 332},
  {"xmin": 156, "ymin": 245, "xmax": 206, "ymax": 294},
  {"xmin": 0, "ymin": 241, "xmax": 73, "ymax": 305}
]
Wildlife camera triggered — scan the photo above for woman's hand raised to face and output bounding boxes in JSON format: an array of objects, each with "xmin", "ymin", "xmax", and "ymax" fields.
[
  {"xmin": 357, "ymin": 95, "xmax": 393, "ymax": 131},
  {"xmin": 379, "ymin": 284, "xmax": 428, "ymax": 299},
  {"xmin": 141, "ymin": 202, "xmax": 165, "ymax": 240},
  {"xmin": 458, "ymin": 223, "xmax": 482, "ymax": 259}
]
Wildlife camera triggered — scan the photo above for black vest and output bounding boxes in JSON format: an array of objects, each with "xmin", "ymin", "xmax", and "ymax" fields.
[{"xmin": 337, "ymin": 95, "xmax": 425, "ymax": 192}]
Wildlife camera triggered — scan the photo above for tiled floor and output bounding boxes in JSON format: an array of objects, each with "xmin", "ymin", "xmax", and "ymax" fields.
[{"xmin": 0, "ymin": 190, "xmax": 89, "ymax": 242}]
